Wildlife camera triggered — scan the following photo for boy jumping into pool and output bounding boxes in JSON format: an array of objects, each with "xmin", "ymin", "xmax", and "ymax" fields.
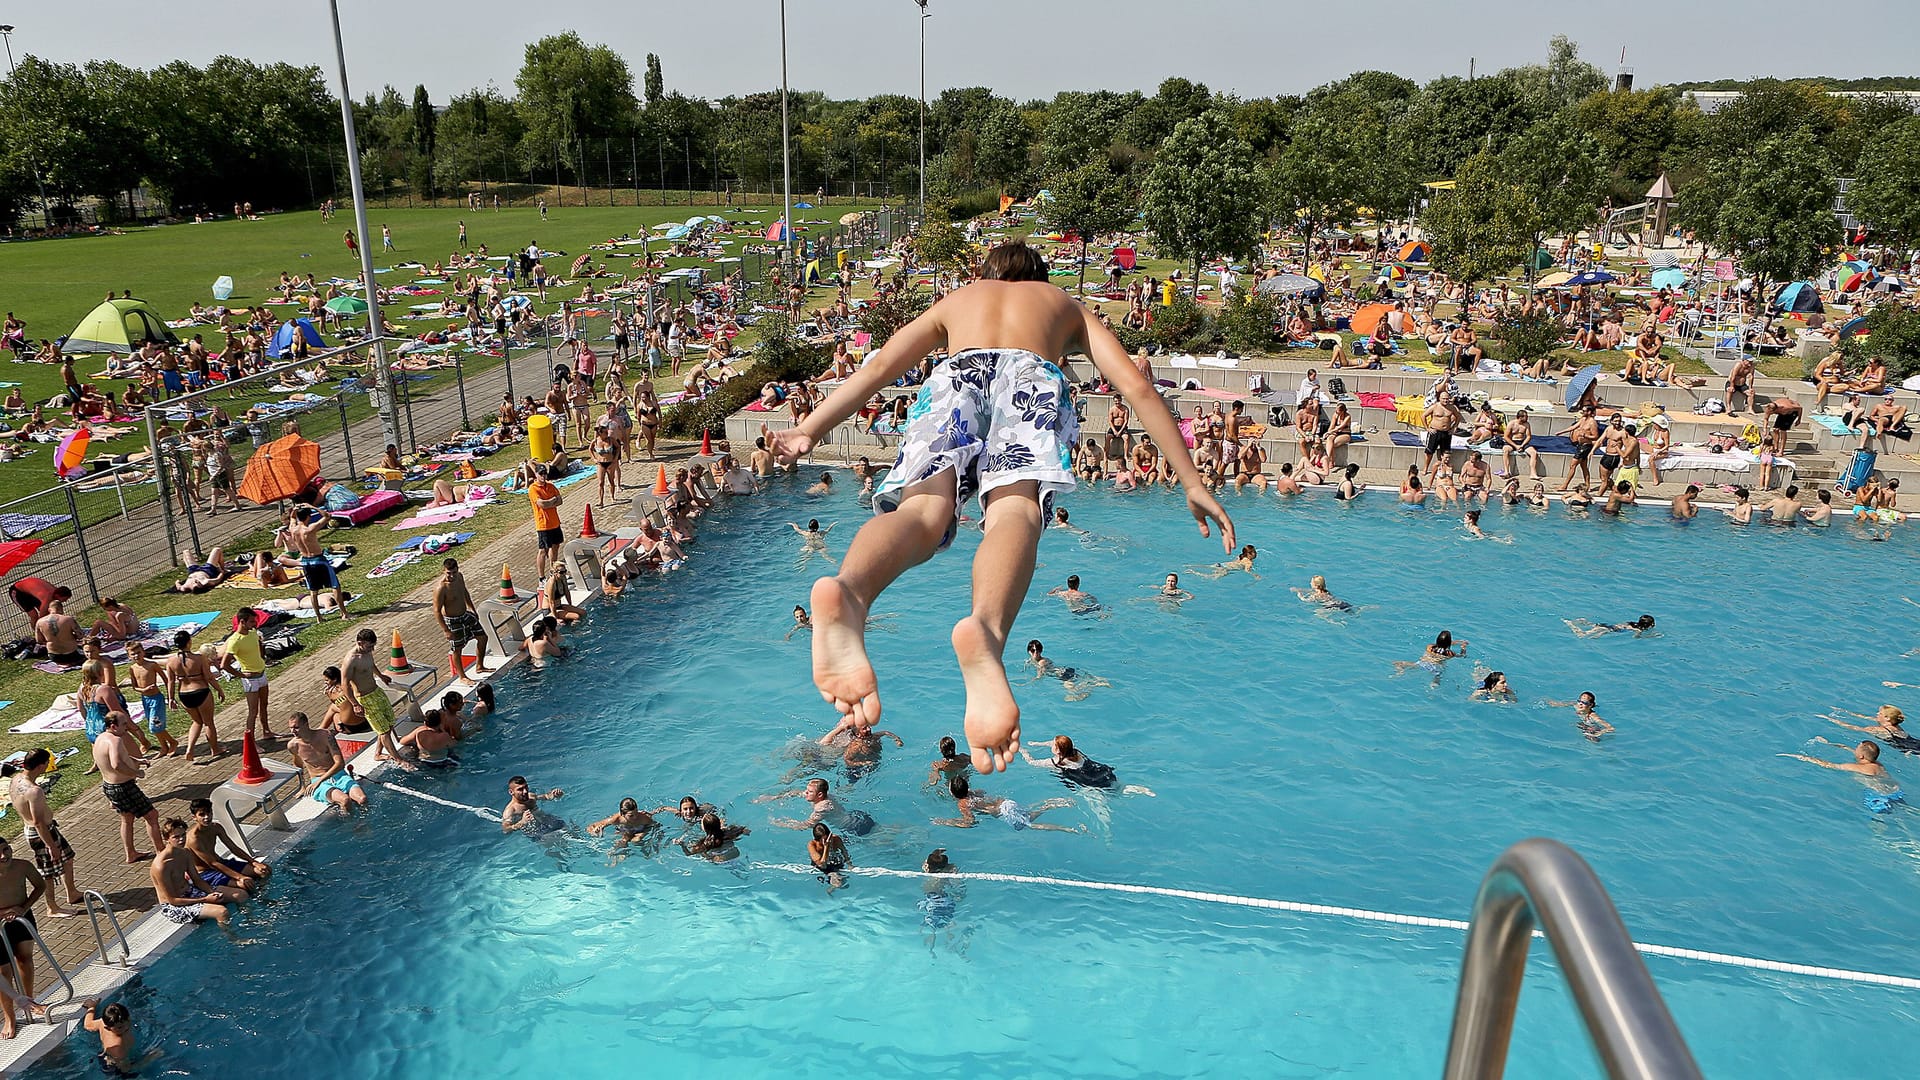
[{"xmin": 765, "ymin": 240, "xmax": 1233, "ymax": 773}]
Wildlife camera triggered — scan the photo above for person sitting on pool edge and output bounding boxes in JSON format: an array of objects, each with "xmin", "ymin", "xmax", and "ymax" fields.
[{"xmin": 762, "ymin": 240, "xmax": 1233, "ymax": 774}]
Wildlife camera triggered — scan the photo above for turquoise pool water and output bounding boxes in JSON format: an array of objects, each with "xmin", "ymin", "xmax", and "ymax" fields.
[{"xmin": 30, "ymin": 480, "xmax": 1920, "ymax": 1077}]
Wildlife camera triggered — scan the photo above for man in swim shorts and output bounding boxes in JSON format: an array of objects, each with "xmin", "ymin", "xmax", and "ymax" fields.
[
  {"xmin": 185, "ymin": 797, "xmax": 270, "ymax": 893},
  {"xmin": 289, "ymin": 711, "xmax": 367, "ymax": 813},
  {"xmin": 933, "ymin": 774, "xmax": 1079, "ymax": 832},
  {"xmin": 341, "ymin": 628, "xmax": 402, "ymax": 762},
  {"xmin": 150, "ymin": 819, "xmax": 232, "ymax": 929},
  {"xmin": 288, "ymin": 507, "xmax": 347, "ymax": 623},
  {"xmin": 6, "ymin": 750, "xmax": 82, "ymax": 918},
  {"xmin": 757, "ymin": 777, "xmax": 876, "ymax": 835},
  {"xmin": 1561, "ymin": 407, "xmax": 1599, "ymax": 493},
  {"xmin": 94, "ymin": 713, "xmax": 164, "ymax": 862},
  {"xmin": 433, "ymin": 558, "xmax": 491, "ymax": 680},
  {"xmin": 765, "ymin": 240, "xmax": 1233, "ymax": 772},
  {"xmin": 0, "ymin": 836, "xmax": 48, "ymax": 998}
]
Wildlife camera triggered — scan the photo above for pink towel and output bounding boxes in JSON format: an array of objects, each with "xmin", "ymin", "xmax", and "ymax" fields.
[{"xmin": 1358, "ymin": 392, "xmax": 1398, "ymax": 410}]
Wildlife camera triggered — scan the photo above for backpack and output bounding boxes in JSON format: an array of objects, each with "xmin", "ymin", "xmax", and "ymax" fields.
[{"xmin": 1327, "ymin": 377, "xmax": 1348, "ymax": 398}]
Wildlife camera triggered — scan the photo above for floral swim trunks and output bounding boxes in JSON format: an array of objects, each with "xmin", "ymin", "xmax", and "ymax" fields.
[{"xmin": 872, "ymin": 348, "xmax": 1079, "ymax": 549}]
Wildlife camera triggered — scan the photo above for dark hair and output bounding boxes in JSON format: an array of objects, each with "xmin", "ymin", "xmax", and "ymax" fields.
[
  {"xmin": 323, "ymin": 665, "xmax": 342, "ymax": 684},
  {"xmin": 1636, "ymin": 615, "xmax": 1656, "ymax": 629},
  {"xmin": 0, "ymin": 747, "xmax": 49, "ymax": 777},
  {"xmin": 357, "ymin": 628, "xmax": 377, "ymax": 645},
  {"xmin": 811, "ymin": 821, "xmax": 831, "ymax": 841},
  {"xmin": 1066, "ymin": 575, "xmax": 1080, "ymax": 589},
  {"xmin": 939, "ymin": 735, "xmax": 957, "ymax": 757},
  {"xmin": 1784, "ymin": 484, "xmax": 1799, "ymax": 498},
  {"xmin": 442, "ymin": 691, "xmax": 464, "ymax": 711},
  {"xmin": 422, "ymin": 709, "xmax": 443, "ymax": 730},
  {"xmin": 190, "ymin": 797, "xmax": 213, "ymax": 815},
  {"xmin": 509, "ymin": 775, "xmax": 528, "ymax": 788},
  {"xmin": 1481, "ymin": 671, "xmax": 1504, "ymax": 690},
  {"xmin": 1435, "ymin": 630, "xmax": 1454, "ymax": 649},
  {"xmin": 1027, "ymin": 639, "xmax": 1043, "ymax": 654},
  {"xmin": 980, "ymin": 240, "xmax": 1049, "ymax": 283},
  {"xmin": 443, "ymin": 557, "xmax": 460, "ymax": 571},
  {"xmin": 948, "ymin": 774, "xmax": 971, "ymax": 798},
  {"xmin": 174, "ymin": 630, "xmax": 192, "ymax": 649},
  {"xmin": 102, "ymin": 1001, "xmax": 130, "ymax": 1027},
  {"xmin": 477, "ymin": 684, "xmax": 495, "ymax": 709}
]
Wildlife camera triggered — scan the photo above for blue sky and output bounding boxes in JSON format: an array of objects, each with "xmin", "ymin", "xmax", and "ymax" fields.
[{"xmin": 10, "ymin": 1, "xmax": 1917, "ymax": 102}]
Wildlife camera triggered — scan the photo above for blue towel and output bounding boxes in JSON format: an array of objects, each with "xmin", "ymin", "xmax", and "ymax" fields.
[
  {"xmin": 147, "ymin": 610, "xmax": 220, "ymax": 633},
  {"xmin": 1813, "ymin": 414, "xmax": 1857, "ymax": 436},
  {"xmin": 395, "ymin": 531, "xmax": 476, "ymax": 551}
]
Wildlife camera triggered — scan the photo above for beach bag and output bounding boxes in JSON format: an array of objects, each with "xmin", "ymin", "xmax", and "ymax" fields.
[
  {"xmin": 1699, "ymin": 398, "xmax": 1725, "ymax": 415},
  {"xmin": 261, "ymin": 626, "xmax": 303, "ymax": 662},
  {"xmin": 1840, "ymin": 449, "xmax": 1877, "ymax": 494},
  {"xmin": 1327, "ymin": 378, "xmax": 1347, "ymax": 398},
  {"xmin": 322, "ymin": 483, "xmax": 363, "ymax": 511}
]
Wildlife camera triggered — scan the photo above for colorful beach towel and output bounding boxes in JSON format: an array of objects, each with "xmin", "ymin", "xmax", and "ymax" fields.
[
  {"xmin": 9, "ymin": 702, "xmax": 83, "ymax": 734},
  {"xmin": 366, "ymin": 550, "xmax": 423, "ymax": 579}
]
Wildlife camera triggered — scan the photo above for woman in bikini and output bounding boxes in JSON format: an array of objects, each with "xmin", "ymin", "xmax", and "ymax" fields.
[
  {"xmin": 808, "ymin": 822, "xmax": 851, "ymax": 892},
  {"xmin": 632, "ymin": 382, "xmax": 661, "ymax": 460},
  {"xmin": 1297, "ymin": 438, "xmax": 1331, "ymax": 485},
  {"xmin": 167, "ymin": 630, "xmax": 226, "ymax": 761}
]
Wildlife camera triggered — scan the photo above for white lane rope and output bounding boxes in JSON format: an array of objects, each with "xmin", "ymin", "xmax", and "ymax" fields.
[
  {"xmin": 754, "ymin": 863, "xmax": 1920, "ymax": 992},
  {"xmin": 351, "ymin": 781, "xmax": 1920, "ymax": 992}
]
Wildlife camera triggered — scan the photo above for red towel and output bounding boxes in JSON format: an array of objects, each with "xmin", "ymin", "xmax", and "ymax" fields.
[{"xmin": 1357, "ymin": 392, "xmax": 1398, "ymax": 410}]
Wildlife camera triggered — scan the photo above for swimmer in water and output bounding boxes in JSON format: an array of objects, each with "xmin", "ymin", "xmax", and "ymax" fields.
[
  {"xmin": 1393, "ymin": 631, "xmax": 1467, "ymax": 680},
  {"xmin": 927, "ymin": 736, "xmax": 973, "ymax": 788},
  {"xmin": 1780, "ymin": 738, "xmax": 1892, "ymax": 781},
  {"xmin": 1565, "ymin": 615, "xmax": 1657, "ymax": 638},
  {"xmin": 785, "ymin": 605, "xmax": 813, "ymax": 640},
  {"xmin": 809, "ymin": 821, "xmax": 852, "ymax": 893},
  {"xmin": 789, "ymin": 518, "xmax": 838, "ymax": 568},
  {"xmin": 679, "ymin": 811, "xmax": 749, "ymax": 862},
  {"xmin": 1470, "ymin": 669, "xmax": 1515, "ymax": 702},
  {"xmin": 500, "ymin": 775, "xmax": 566, "ymax": 834},
  {"xmin": 934, "ymin": 774, "xmax": 1081, "ymax": 832},
  {"xmin": 1291, "ymin": 574, "xmax": 1353, "ymax": 614},
  {"xmin": 587, "ymin": 797, "xmax": 660, "ymax": 857},
  {"xmin": 1025, "ymin": 639, "xmax": 1111, "ymax": 701},
  {"xmin": 1463, "ymin": 509, "xmax": 1485, "ymax": 539},
  {"xmin": 654, "ymin": 795, "xmax": 717, "ymax": 834},
  {"xmin": 1045, "ymin": 575, "xmax": 1105, "ymax": 616},
  {"xmin": 806, "ymin": 471, "xmax": 833, "ymax": 496},
  {"xmin": 815, "ymin": 714, "xmax": 904, "ymax": 783},
  {"xmin": 920, "ymin": 848, "xmax": 964, "ymax": 952},
  {"xmin": 1190, "ymin": 545, "xmax": 1259, "ymax": 580},
  {"xmin": 1546, "ymin": 691, "xmax": 1613, "ymax": 741},
  {"xmin": 1021, "ymin": 734, "xmax": 1155, "ymax": 796},
  {"xmin": 1828, "ymin": 705, "xmax": 1919, "ymax": 753},
  {"xmin": 1133, "ymin": 572, "xmax": 1193, "ymax": 607}
]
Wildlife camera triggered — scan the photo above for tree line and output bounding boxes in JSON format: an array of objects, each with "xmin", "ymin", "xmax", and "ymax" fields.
[{"xmin": 2, "ymin": 31, "xmax": 1916, "ymax": 286}]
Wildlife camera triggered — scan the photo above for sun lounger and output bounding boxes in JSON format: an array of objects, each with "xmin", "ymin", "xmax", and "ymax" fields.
[{"xmin": 327, "ymin": 487, "xmax": 404, "ymax": 526}]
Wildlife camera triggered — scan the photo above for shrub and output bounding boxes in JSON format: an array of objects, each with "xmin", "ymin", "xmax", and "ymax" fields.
[
  {"xmin": 1150, "ymin": 293, "xmax": 1214, "ymax": 353},
  {"xmin": 660, "ymin": 314, "xmax": 830, "ymax": 439},
  {"xmin": 935, "ymin": 190, "xmax": 1002, "ymax": 223},
  {"xmin": 1490, "ymin": 306, "xmax": 1561, "ymax": 365},
  {"xmin": 1214, "ymin": 286, "xmax": 1287, "ymax": 355},
  {"xmin": 1839, "ymin": 303, "xmax": 1920, "ymax": 380},
  {"xmin": 857, "ymin": 288, "xmax": 931, "ymax": 351}
]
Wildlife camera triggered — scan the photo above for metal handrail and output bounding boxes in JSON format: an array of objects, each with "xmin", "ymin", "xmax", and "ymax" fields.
[
  {"xmin": 81, "ymin": 889, "xmax": 131, "ymax": 966},
  {"xmin": 0, "ymin": 914, "xmax": 75, "ymax": 1005},
  {"xmin": 1443, "ymin": 838, "xmax": 1702, "ymax": 1080}
]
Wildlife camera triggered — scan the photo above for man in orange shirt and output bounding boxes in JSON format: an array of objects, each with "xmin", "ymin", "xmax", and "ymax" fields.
[{"xmin": 529, "ymin": 464, "xmax": 565, "ymax": 579}]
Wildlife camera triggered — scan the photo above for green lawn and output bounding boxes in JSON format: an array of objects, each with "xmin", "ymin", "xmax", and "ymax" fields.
[{"xmin": 0, "ymin": 199, "xmax": 891, "ymax": 506}]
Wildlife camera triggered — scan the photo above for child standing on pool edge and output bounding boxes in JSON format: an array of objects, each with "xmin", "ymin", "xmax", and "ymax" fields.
[{"xmin": 766, "ymin": 241, "xmax": 1233, "ymax": 773}]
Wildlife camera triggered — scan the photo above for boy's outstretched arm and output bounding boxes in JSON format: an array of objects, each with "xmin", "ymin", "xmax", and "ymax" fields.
[
  {"xmin": 1076, "ymin": 306, "xmax": 1236, "ymax": 551},
  {"xmin": 764, "ymin": 306, "xmax": 949, "ymax": 463}
]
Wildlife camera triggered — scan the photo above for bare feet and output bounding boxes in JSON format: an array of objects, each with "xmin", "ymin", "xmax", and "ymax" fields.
[
  {"xmin": 809, "ymin": 577, "xmax": 880, "ymax": 726},
  {"xmin": 952, "ymin": 615, "xmax": 1020, "ymax": 773}
]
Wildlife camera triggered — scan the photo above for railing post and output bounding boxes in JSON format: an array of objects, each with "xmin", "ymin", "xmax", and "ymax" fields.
[
  {"xmin": 177, "ymin": 444, "xmax": 203, "ymax": 559},
  {"xmin": 61, "ymin": 483, "xmax": 99, "ymax": 605},
  {"xmin": 454, "ymin": 352, "xmax": 471, "ymax": 429},
  {"xmin": 337, "ymin": 394, "xmax": 357, "ymax": 477},
  {"xmin": 145, "ymin": 405, "xmax": 180, "ymax": 564}
]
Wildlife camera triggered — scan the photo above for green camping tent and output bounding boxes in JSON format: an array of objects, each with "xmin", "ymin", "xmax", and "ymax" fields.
[
  {"xmin": 61, "ymin": 298, "xmax": 180, "ymax": 355},
  {"xmin": 1527, "ymin": 248, "xmax": 1555, "ymax": 271}
]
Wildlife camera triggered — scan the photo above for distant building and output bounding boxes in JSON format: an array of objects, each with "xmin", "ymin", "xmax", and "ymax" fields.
[{"xmin": 1680, "ymin": 89, "xmax": 1920, "ymax": 114}]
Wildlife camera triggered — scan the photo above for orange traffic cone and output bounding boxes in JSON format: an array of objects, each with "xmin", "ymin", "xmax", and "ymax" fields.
[
  {"xmin": 498, "ymin": 564, "xmax": 520, "ymax": 601},
  {"xmin": 579, "ymin": 504, "xmax": 601, "ymax": 538},
  {"xmin": 700, "ymin": 429, "xmax": 713, "ymax": 456},
  {"xmin": 235, "ymin": 730, "xmax": 272, "ymax": 785},
  {"xmin": 652, "ymin": 465, "xmax": 671, "ymax": 497},
  {"xmin": 388, "ymin": 630, "xmax": 412, "ymax": 673}
]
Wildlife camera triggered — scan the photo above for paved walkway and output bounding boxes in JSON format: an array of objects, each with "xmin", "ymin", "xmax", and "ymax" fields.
[{"xmin": 22, "ymin": 444, "xmax": 691, "ymax": 975}]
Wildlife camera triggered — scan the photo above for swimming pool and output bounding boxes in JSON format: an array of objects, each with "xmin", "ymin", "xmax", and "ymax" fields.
[{"xmin": 29, "ymin": 480, "xmax": 1920, "ymax": 1077}]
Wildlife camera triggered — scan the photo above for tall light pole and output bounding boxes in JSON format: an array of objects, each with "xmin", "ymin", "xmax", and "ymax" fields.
[
  {"xmin": 325, "ymin": 0, "xmax": 404, "ymax": 450},
  {"xmin": 915, "ymin": 0, "xmax": 929, "ymax": 220},
  {"xmin": 0, "ymin": 26, "xmax": 50, "ymax": 227},
  {"xmin": 779, "ymin": 0, "xmax": 792, "ymax": 263}
]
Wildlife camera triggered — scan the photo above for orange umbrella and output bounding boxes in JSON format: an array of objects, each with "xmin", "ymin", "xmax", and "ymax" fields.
[
  {"xmin": 1350, "ymin": 303, "xmax": 1395, "ymax": 337},
  {"xmin": 238, "ymin": 434, "xmax": 321, "ymax": 506}
]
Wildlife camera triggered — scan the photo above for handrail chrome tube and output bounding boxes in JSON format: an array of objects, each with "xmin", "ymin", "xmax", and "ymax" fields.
[
  {"xmin": 82, "ymin": 889, "xmax": 132, "ymax": 966},
  {"xmin": 0, "ymin": 914, "xmax": 75, "ymax": 1005},
  {"xmin": 1443, "ymin": 838, "xmax": 1702, "ymax": 1080}
]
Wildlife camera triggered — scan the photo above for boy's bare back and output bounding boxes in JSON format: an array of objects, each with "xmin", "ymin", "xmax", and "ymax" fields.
[{"xmin": 923, "ymin": 280, "xmax": 1088, "ymax": 363}]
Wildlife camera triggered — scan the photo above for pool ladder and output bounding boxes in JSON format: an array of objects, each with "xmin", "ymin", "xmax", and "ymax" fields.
[
  {"xmin": 0, "ymin": 892, "xmax": 131, "ymax": 1009},
  {"xmin": 1444, "ymin": 838, "xmax": 1703, "ymax": 1080}
]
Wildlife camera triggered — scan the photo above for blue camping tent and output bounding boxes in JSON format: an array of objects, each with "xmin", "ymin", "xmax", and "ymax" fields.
[
  {"xmin": 269, "ymin": 318, "xmax": 325, "ymax": 358},
  {"xmin": 1771, "ymin": 281, "xmax": 1822, "ymax": 314}
]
